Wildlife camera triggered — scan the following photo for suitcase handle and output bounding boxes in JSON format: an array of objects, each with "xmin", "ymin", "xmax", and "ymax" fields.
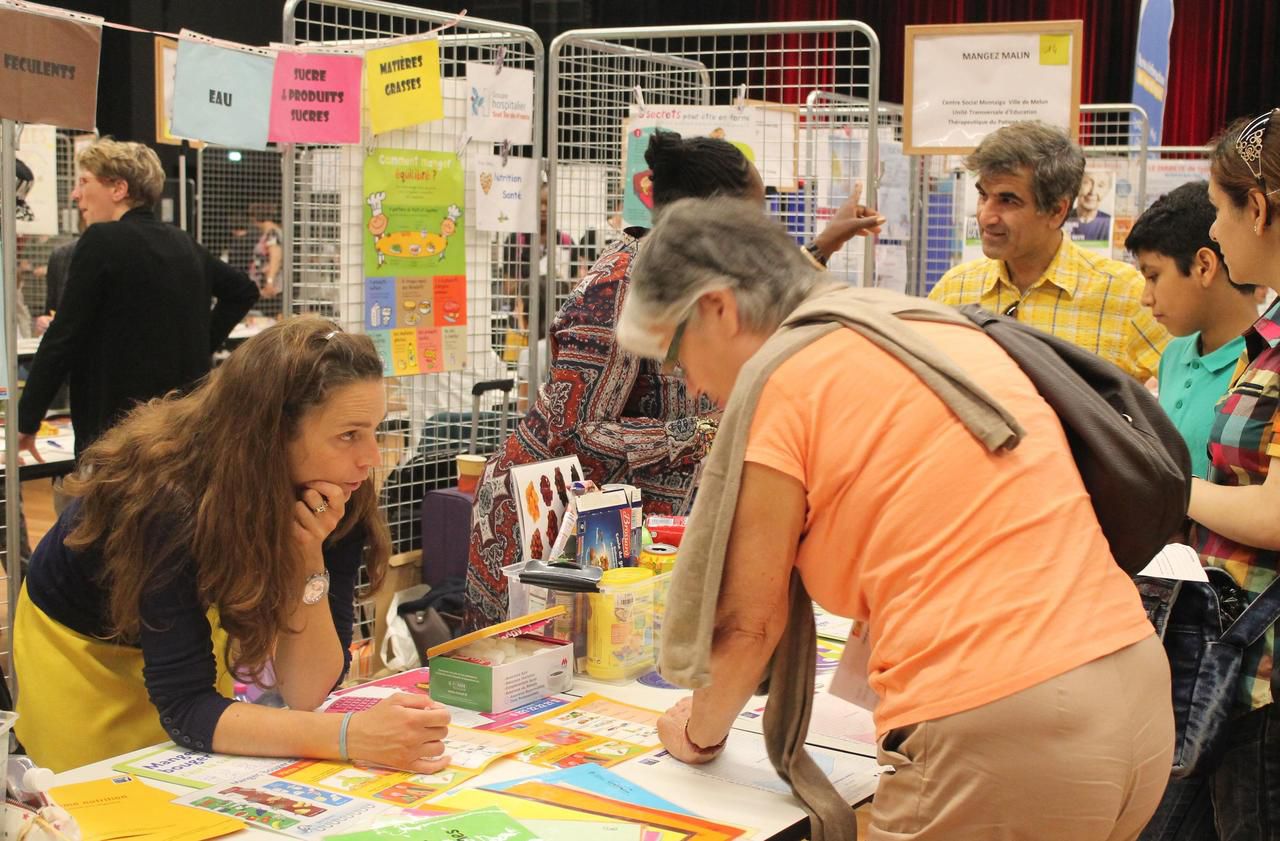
[{"xmin": 470, "ymin": 379, "xmax": 516, "ymax": 453}]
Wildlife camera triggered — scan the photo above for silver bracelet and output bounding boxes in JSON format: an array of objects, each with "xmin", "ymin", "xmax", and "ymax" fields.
[{"xmin": 339, "ymin": 711, "xmax": 355, "ymax": 762}]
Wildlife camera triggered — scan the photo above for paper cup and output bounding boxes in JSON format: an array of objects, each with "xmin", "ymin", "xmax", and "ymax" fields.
[{"xmin": 457, "ymin": 454, "xmax": 487, "ymax": 493}]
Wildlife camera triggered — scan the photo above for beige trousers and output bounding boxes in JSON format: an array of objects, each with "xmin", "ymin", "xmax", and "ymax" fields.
[{"xmin": 868, "ymin": 634, "xmax": 1174, "ymax": 841}]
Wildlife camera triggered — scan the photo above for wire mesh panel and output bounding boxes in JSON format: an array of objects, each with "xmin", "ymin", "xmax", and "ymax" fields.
[
  {"xmin": 197, "ymin": 145, "xmax": 286, "ymax": 319},
  {"xmin": 547, "ymin": 21, "xmax": 880, "ymax": 322},
  {"xmin": 15, "ymin": 128, "xmax": 80, "ymax": 342},
  {"xmin": 1078, "ymin": 103, "xmax": 1149, "ymax": 264},
  {"xmin": 908, "ymin": 104, "xmax": 1151, "ymax": 296},
  {"xmin": 283, "ymin": 0, "xmax": 543, "ymax": 672},
  {"xmin": 1, "ymin": 126, "xmax": 81, "ymax": 684},
  {"xmin": 802, "ymin": 94, "xmax": 906, "ymax": 288}
]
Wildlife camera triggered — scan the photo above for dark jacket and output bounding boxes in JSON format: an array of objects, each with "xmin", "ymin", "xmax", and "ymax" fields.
[
  {"xmin": 18, "ymin": 208, "xmax": 260, "ymax": 454},
  {"xmin": 43, "ymin": 238, "xmax": 76, "ymax": 315}
]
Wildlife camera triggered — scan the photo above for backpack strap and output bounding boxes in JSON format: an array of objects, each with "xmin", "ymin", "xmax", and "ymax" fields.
[{"xmin": 1222, "ymin": 574, "xmax": 1280, "ymax": 648}]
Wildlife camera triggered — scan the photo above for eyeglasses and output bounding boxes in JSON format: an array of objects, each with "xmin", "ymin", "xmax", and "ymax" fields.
[{"xmin": 661, "ymin": 318, "xmax": 688, "ymax": 377}]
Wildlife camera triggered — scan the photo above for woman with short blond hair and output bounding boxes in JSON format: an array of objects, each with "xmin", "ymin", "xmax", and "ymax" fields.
[{"xmin": 17, "ymin": 137, "xmax": 259, "ymax": 460}]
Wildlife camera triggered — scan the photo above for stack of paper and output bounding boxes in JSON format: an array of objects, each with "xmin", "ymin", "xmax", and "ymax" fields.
[
  {"xmin": 431, "ymin": 765, "xmax": 747, "ymax": 841},
  {"xmin": 48, "ymin": 775, "xmax": 242, "ymax": 841}
]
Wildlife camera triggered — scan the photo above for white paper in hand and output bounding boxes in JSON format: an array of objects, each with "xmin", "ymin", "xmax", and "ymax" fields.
[{"xmin": 1137, "ymin": 543, "xmax": 1209, "ymax": 582}]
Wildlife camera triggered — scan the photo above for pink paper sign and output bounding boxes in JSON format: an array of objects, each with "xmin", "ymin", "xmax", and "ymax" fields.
[{"xmin": 268, "ymin": 51, "xmax": 361, "ymax": 144}]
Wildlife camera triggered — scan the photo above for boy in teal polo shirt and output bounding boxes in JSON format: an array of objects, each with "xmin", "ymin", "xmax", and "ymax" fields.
[
  {"xmin": 1127, "ymin": 180, "xmax": 1261, "ymax": 841},
  {"xmin": 1129, "ymin": 181, "xmax": 1260, "ymax": 480}
]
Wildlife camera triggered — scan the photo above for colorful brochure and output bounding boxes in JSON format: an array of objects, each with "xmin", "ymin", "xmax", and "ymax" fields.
[
  {"xmin": 327, "ymin": 806, "xmax": 542, "ymax": 841},
  {"xmin": 484, "ymin": 693, "xmax": 663, "ymax": 768},
  {"xmin": 114, "ymin": 745, "xmax": 292, "ymax": 789}
]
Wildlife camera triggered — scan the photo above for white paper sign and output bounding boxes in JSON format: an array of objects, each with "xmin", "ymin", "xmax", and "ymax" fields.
[
  {"xmin": 474, "ymin": 154, "xmax": 539, "ymax": 233},
  {"xmin": 1138, "ymin": 543, "xmax": 1209, "ymax": 583},
  {"xmin": 465, "ymin": 62, "xmax": 535, "ymax": 144},
  {"xmin": 908, "ymin": 26, "xmax": 1079, "ymax": 153},
  {"xmin": 875, "ymin": 243, "xmax": 909, "ymax": 293},
  {"xmin": 16, "ymin": 124, "xmax": 58, "ymax": 237},
  {"xmin": 1145, "ymin": 158, "xmax": 1211, "ymax": 211}
]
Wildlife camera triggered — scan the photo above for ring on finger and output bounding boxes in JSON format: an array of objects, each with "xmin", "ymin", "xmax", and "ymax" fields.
[{"xmin": 312, "ymin": 501, "xmax": 328, "ymax": 515}]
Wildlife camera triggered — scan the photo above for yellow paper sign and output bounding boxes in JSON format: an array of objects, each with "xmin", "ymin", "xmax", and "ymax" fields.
[
  {"xmin": 366, "ymin": 38, "xmax": 443, "ymax": 134},
  {"xmin": 1039, "ymin": 34, "xmax": 1070, "ymax": 65}
]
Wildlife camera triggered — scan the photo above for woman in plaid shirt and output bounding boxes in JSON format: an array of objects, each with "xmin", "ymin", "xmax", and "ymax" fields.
[{"xmin": 1187, "ymin": 108, "xmax": 1280, "ymax": 840}]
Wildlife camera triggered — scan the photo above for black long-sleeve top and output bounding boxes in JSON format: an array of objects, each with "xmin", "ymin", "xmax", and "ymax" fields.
[
  {"xmin": 18, "ymin": 208, "xmax": 260, "ymax": 454},
  {"xmin": 43, "ymin": 239, "xmax": 75, "ymax": 316},
  {"xmin": 25, "ymin": 500, "xmax": 365, "ymax": 752}
]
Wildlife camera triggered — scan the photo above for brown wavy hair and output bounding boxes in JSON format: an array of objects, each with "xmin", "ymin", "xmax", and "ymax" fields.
[{"xmin": 63, "ymin": 316, "xmax": 390, "ymax": 683}]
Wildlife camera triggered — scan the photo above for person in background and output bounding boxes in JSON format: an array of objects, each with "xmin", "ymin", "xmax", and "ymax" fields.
[
  {"xmin": 35, "ymin": 208, "xmax": 85, "ymax": 337},
  {"xmin": 17, "ymin": 138, "xmax": 259, "ymax": 461},
  {"xmin": 1185, "ymin": 107, "xmax": 1280, "ymax": 841},
  {"xmin": 248, "ymin": 201, "xmax": 284, "ymax": 320},
  {"xmin": 14, "ymin": 318, "xmax": 452, "ymax": 773},
  {"xmin": 463, "ymin": 129, "xmax": 882, "ymax": 631},
  {"xmin": 1129, "ymin": 181, "xmax": 1260, "ymax": 484},
  {"xmin": 573, "ymin": 196, "xmax": 625, "ymax": 279},
  {"xmin": 619, "ymin": 196, "xmax": 1172, "ymax": 840},
  {"xmin": 929, "ymin": 121, "xmax": 1170, "ymax": 381}
]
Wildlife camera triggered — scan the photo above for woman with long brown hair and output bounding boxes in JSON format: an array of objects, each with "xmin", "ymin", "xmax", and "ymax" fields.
[{"xmin": 13, "ymin": 317, "xmax": 451, "ymax": 773}]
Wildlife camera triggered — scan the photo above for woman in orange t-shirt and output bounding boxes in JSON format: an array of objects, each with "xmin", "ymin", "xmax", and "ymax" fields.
[{"xmin": 617, "ymin": 197, "xmax": 1174, "ymax": 841}]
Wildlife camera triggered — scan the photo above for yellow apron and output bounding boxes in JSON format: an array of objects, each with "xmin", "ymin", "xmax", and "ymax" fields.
[{"xmin": 14, "ymin": 583, "xmax": 233, "ymax": 773}]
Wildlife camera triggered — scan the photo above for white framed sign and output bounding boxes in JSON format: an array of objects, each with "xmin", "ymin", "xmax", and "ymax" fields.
[{"xmin": 904, "ymin": 20, "xmax": 1083, "ymax": 155}]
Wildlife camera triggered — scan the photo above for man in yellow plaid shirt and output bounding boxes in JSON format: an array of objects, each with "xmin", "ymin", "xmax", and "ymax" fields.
[{"xmin": 929, "ymin": 122, "xmax": 1170, "ymax": 380}]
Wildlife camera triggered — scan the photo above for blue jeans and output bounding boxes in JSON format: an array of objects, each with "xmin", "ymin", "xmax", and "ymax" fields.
[
  {"xmin": 1212, "ymin": 703, "xmax": 1280, "ymax": 840},
  {"xmin": 1139, "ymin": 774, "xmax": 1217, "ymax": 841}
]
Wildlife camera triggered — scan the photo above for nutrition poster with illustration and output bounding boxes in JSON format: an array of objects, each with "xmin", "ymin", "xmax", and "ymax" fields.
[
  {"xmin": 621, "ymin": 105, "xmax": 773, "ymax": 228},
  {"xmin": 363, "ymin": 148, "xmax": 467, "ymax": 376}
]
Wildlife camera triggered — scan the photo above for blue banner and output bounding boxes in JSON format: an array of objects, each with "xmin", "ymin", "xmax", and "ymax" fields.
[
  {"xmin": 171, "ymin": 39, "xmax": 275, "ymax": 150},
  {"xmin": 1131, "ymin": 0, "xmax": 1175, "ymax": 147}
]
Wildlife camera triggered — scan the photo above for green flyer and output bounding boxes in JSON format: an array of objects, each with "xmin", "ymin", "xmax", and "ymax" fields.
[
  {"xmin": 363, "ymin": 148, "xmax": 465, "ymax": 278},
  {"xmin": 327, "ymin": 807, "xmax": 542, "ymax": 841}
]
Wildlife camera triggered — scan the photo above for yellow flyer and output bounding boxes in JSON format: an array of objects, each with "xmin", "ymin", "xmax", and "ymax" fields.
[
  {"xmin": 268, "ymin": 726, "xmax": 533, "ymax": 806},
  {"xmin": 488, "ymin": 694, "xmax": 663, "ymax": 768},
  {"xmin": 366, "ymin": 38, "xmax": 443, "ymax": 134}
]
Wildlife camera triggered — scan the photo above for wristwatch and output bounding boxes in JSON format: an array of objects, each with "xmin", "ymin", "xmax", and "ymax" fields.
[
  {"xmin": 802, "ymin": 239, "xmax": 830, "ymax": 267},
  {"xmin": 302, "ymin": 569, "xmax": 331, "ymax": 605}
]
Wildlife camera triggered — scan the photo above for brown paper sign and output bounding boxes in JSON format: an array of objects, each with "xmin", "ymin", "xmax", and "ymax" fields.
[{"xmin": 0, "ymin": 8, "xmax": 101, "ymax": 130}]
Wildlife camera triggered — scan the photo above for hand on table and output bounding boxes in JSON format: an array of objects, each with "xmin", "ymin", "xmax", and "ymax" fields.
[
  {"xmin": 349, "ymin": 693, "xmax": 452, "ymax": 773},
  {"xmin": 18, "ymin": 433, "xmax": 43, "ymax": 464},
  {"xmin": 657, "ymin": 696, "xmax": 727, "ymax": 765}
]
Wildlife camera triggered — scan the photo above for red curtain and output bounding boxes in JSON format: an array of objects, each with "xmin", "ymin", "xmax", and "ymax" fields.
[{"xmin": 762, "ymin": 0, "xmax": 1278, "ymax": 146}]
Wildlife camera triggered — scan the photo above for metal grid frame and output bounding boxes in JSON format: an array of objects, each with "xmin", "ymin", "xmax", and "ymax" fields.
[
  {"xmin": 802, "ymin": 92, "xmax": 905, "ymax": 288},
  {"xmin": 546, "ymin": 20, "xmax": 881, "ymax": 332},
  {"xmin": 0, "ymin": 124, "xmax": 82, "ymax": 695},
  {"xmin": 282, "ymin": 0, "xmax": 543, "ymax": 672},
  {"xmin": 14, "ymin": 129, "xmax": 79, "ymax": 342},
  {"xmin": 909, "ymin": 103, "xmax": 1151, "ymax": 297},
  {"xmin": 196, "ymin": 144, "xmax": 287, "ymax": 319}
]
